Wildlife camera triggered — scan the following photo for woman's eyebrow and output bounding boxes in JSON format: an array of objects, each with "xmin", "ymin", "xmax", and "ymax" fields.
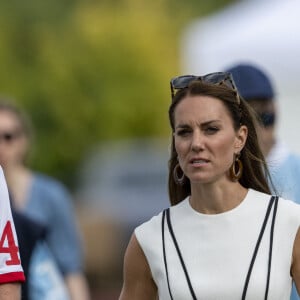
[{"xmin": 175, "ymin": 119, "xmax": 221, "ymax": 129}]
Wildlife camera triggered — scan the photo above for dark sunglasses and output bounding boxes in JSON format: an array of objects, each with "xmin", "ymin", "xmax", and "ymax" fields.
[
  {"xmin": 170, "ymin": 72, "xmax": 240, "ymax": 105},
  {"xmin": 0, "ymin": 131, "xmax": 21, "ymax": 143},
  {"xmin": 258, "ymin": 112, "xmax": 276, "ymax": 128}
]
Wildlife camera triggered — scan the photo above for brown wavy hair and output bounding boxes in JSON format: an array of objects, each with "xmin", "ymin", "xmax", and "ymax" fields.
[{"xmin": 168, "ymin": 81, "xmax": 272, "ymax": 206}]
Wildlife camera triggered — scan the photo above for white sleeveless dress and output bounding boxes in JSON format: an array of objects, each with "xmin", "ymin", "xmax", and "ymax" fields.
[{"xmin": 135, "ymin": 189, "xmax": 300, "ymax": 300}]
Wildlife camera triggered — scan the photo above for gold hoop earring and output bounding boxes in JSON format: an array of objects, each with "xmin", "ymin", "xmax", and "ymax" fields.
[
  {"xmin": 173, "ymin": 163, "xmax": 185, "ymax": 185},
  {"xmin": 230, "ymin": 153, "xmax": 243, "ymax": 181}
]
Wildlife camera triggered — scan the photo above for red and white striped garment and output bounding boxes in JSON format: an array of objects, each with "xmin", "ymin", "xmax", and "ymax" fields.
[{"xmin": 0, "ymin": 166, "xmax": 25, "ymax": 284}]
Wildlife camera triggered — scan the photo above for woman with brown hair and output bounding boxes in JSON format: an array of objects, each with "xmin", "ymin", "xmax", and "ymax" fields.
[{"xmin": 119, "ymin": 72, "xmax": 300, "ymax": 299}]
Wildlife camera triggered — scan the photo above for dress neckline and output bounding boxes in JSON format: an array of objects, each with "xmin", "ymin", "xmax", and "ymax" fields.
[{"xmin": 182, "ymin": 188, "xmax": 252, "ymax": 219}]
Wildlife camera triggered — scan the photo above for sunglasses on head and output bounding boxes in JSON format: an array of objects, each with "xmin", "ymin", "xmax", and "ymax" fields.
[
  {"xmin": 258, "ymin": 112, "xmax": 276, "ymax": 128},
  {"xmin": 170, "ymin": 72, "xmax": 240, "ymax": 105}
]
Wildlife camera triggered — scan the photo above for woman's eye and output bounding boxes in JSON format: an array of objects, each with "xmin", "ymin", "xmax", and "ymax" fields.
[
  {"xmin": 206, "ymin": 127, "xmax": 219, "ymax": 134},
  {"xmin": 176, "ymin": 129, "xmax": 191, "ymax": 136}
]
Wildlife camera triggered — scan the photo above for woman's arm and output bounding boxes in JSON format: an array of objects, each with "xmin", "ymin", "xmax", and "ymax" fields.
[
  {"xmin": 291, "ymin": 227, "xmax": 300, "ymax": 293},
  {"xmin": 65, "ymin": 273, "xmax": 91, "ymax": 300},
  {"xmin": 119, "ymin": 233, "xmax": 157, "ymax": 300}
]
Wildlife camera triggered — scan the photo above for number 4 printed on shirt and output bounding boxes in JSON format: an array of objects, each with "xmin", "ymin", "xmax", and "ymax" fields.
[{"xmin": 0, "ymin": 221, "xmax": 21, "ymax": 265}]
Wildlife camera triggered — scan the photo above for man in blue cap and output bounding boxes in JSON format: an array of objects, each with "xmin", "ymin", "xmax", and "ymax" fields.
[{"xmin": 226, "ymin": 62, "xmax": 300, "ymax": 300}]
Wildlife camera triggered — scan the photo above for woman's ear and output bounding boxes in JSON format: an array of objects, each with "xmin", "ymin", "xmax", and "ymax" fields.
[{"xmin": 235, "ymin": 125, "xmax": 248, "ymax": 152}]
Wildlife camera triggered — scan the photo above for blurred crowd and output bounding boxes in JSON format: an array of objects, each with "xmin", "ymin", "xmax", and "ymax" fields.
[
  {"xmin": 2, "ymin": 60, "xmax": 300, "ymax": 299},
  {"xmin": 0, "ymin": 98, "xmax": 171, "ymax": 299}
]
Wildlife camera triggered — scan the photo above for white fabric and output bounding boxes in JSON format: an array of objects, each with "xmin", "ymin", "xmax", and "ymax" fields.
[
  {"xmin": 267, "ymin": 140, "xmax": 290, "ymax": 169},
  {"xmin": 0, "ymin": 166, "xmax": 24, "ymax": 280},
  {"xmin": 135, "ymin": 189, "xmax": 300, "ymax": 300},
  {"xmin": 265, "ymin": 140, "xmax": 300, "ymax": 203}
]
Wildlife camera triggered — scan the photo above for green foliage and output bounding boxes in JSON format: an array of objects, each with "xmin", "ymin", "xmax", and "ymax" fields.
[{"xmin": 0, "ymin": 0, "xmax": 235, "ymax": 187}]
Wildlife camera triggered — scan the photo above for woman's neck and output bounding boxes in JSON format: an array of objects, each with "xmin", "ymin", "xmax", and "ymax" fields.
[{"xmin": 189, "ymin": 181, "xmax": 248, "ymax": 215}]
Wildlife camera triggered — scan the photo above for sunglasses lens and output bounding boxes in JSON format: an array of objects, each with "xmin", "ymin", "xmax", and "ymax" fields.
[
  {"xmin": 4, "ymin": 134, "xmax": 13, "ymax": 141},
  {"xmin": 259, "ymin": 112, "xmax": 275, "ymax": 127},
  {"xmin": 0, "ymin": 132, "xmax": 20, "ymax": 143},
  {"xmin": 172, "ymin": 75, "xmax": 196, "ymax": 89},
  {"xmin": 206, "ymin": 73, "xmax": 235, "ymax": 89},
  {"xmin": 203, "ymin": 73, "xmax": 227, "ymax": 84}
]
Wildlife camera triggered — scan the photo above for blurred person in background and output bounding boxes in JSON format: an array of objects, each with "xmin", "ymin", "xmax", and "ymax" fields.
[
  {"xmin": 12, "ymin": 208, "xmax": 70, "ymax": 300},
  {"xmin": 225, "ymin": 63, "xmax": 300, "ymax": 300},
  {"xmin": 0, "ymin": 100, "xmax": 90, "ymax": 300},
  {"xmin": 120, "ymin": 72, "xmax": 300, "ymax": 299},
  {"xmin": 12, "ymin": 209, "xmax": 45, "ymax": 299},
  {"xmin": 0, "ymin": 166, "xmax": 25, "ymax": 299}
]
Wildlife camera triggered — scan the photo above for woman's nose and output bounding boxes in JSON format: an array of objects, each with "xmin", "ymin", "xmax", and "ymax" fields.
[{"xmin": 191, "ymin": 132, "xmax": 204, "ymax": 152}]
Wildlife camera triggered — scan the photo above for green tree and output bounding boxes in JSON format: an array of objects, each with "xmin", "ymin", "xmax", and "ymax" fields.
[{"xmin": 0, "ymin": 0, "xmax": 235, "ymax": 187}]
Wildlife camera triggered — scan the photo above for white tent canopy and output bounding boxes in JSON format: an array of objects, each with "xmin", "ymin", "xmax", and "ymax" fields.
[{"xmin": 181, "ymin": 0, "xmax": 300, "ymax": 152}]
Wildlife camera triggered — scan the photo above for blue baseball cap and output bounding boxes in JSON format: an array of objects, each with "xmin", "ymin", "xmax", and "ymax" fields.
[{"xmin": 225, "ymin": 63, "xmax": 275, "ymax": 101}]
